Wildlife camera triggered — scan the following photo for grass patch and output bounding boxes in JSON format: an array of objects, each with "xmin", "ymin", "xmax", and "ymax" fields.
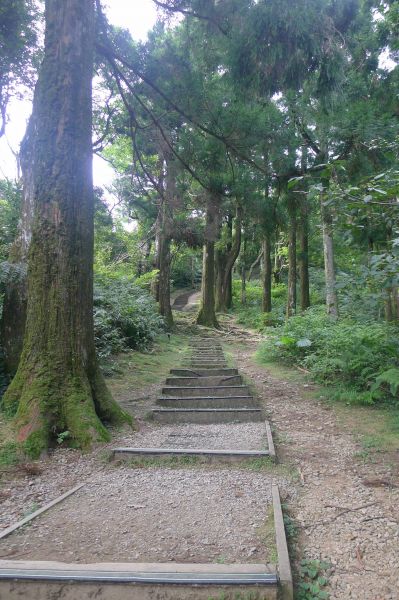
[
  {"xmin": 0, "ymin": 441, "xmax": 19, "ymax": 467},
  {"xmin": 256, "ymin": 504, "xmax": 278, "ymax": 563},
  {"xmin": 107, "ymin": 332, "xmax": 190, "ymax": 398},
  {"xmin": 0, "ymin": 413, "xmax": 20, "ymax": 468}
]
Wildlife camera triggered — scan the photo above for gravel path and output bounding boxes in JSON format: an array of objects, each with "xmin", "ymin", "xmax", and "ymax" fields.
[
  {"xmin": 116, "ymin": 422, "xmax": 269, "ymax": 451},
  {"xmin": 0, "ymin": 468, "xmax": 290, "ymax": 564}
]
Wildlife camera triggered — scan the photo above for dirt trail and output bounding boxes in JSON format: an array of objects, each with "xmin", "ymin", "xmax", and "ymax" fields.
[{"xmin": 227, "ymin": 330, "xmax": 399, "ymax": 600}]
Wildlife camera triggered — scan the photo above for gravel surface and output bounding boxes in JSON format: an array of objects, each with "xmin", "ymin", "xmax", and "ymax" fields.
[
  {"xmin": 0, "ymin": 468, "xmax": 288, "ymax": 564},
  {"xmin": 116, "ymin": 422, "xmax": 269, "ymax": 451}
]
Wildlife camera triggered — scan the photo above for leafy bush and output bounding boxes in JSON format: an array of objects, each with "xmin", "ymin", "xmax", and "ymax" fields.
[
  {"xmin": 94, "ymin": 275, "xmax": 164, "ymax": 361},
  {"xmin": 257, "ymin": 307, "xmax": 399, "ymax": 404},
  {"xmin": 231, "ymin": 280, "xmax": 287, "ymax": 330}
]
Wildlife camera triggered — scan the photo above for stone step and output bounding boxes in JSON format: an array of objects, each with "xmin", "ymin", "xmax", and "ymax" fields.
[
  {"xmin": 162, "ymin": 386, "xmax": 250, "ymax": 398},
  {"xmin": 170, "ymin": 368, "xmax": 238, "ymax": 377},
  {"xmin": 152, "ymin": 408, "xmax": 263, "ymax": 424},
  {"xmin": 0, "ymin": 561, "xmax": 278, "ymax": 599},
  {"xmin": 188, "ymin": 354, "xmax": 225, "ymax": 359},
  {"xmin": 157, "ymin": 396, "xmax": 258, "ymax": 409},
  {"xmin": 188, "ymin": 355, "xmax": 226, "ymax": 362},
  {"xmin": 182, "ymin": 363, "xmax": 228, "ymax": 368},
  {"xmin": 165, "ymin": 375, "xmax": 242, "ymax": 386},
  {"xmin": 113, "ymin": 447, "xmax": 271, "ymax": 463},
  {"xmin": 189, "ymin": 350, "xmax": 224, "ymax": 356}
]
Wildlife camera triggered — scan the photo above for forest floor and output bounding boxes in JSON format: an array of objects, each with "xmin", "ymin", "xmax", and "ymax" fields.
[{"xmin": 0, "ymin": 308, "xmax": 398, "ymax": 599}]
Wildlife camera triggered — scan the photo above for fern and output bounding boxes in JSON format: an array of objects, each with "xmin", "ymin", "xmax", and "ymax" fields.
[{"xmin": 371, "ymin": 368, "xmax": 399, "ymax": 398}]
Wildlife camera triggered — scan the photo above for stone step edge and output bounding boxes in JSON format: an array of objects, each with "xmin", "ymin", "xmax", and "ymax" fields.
[
  {"xmin": 0, "ymin": 562, "xmax": 277, "ymax": 585},
  {"xmin": 112, "ymin": 448, "xmax": 271, "ymax": 458},
  {"xmin": 158, "ymin": 388, "xmax": 254, "ymax": 404},
  {"xmin": 153, "ymin": 407, "xmax": 261, "ymax": 412},
  {"xmin": 162, "ymin": 384, "xmax": 248, "ymax": 393}
]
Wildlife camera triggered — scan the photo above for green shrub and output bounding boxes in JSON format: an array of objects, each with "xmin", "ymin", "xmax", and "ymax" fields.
[
  {"xmin": 257, "ymin": 307, "xmax": 399, "ymax": 404},
  {"xmin": 231, "ymin": 280, "xmax": 287, "ymax": 330},
  {"xmin": 94, "ymin": 275, "xmax": 164, "ymax": 360}
]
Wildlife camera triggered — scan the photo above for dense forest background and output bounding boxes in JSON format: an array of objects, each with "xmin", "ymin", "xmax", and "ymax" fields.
[{"xmin": 0, "ymin": 0, "xmax": 398, "ymax": 455}]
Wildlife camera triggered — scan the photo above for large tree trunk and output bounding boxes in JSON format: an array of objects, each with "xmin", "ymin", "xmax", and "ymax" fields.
[
  {"xmin": 2, "ymin": 0, "xmax": 130, "ymax": 457},
  {"xmin": 286, "ymin": 209, "xmax": 297, "ymax": 317},
  {"xmin": 261, "ymin": 235, "xmax": 272, "ymax": 313},
  {"xmin": 299, "ymin": 198, "xmax": 310, "ymax": 312},
  {"xmin": 320, "ymin": 192, "xmax": 338, "ymax": 317},
  {"xmin": 197, "ymin": 195, "xmax": 219, "ymax": 327}
]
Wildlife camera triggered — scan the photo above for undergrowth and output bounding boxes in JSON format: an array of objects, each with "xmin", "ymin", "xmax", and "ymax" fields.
[
  {"xmin": 94, "ymin": 274, "xmax": 164, "ymax": 369},
  {"xmin": 257, "ymin": 306, "xmax": 399, "ymax": 406}
]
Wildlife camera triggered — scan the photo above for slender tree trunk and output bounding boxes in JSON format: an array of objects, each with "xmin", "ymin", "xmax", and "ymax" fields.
[
  {"xmin": 197, "ymin": 195, "xmax": 219, "ymax": 327},
  {"xmin": 385, "ymin": 290, "xmax": 394, "ymax": 322},
  {"xmin": 241, "ymin": 266, "xmax": 247, "ymax": 305},
  {"xmin": 2, "ymin": 0, "xmax": 130, "ymax": 457},
  {"xmin": 299, "ymin": 198, "xmax": 310, "ymax": 312},
  {"xmin": 214, "ymin": 208, "xmax": 241, "ymax": 312},
  {"xmin": 158, "ymin": 227, "xmax": 173, "ymax": 330},
  {"xmin": 151, "ymin": 231, "xmax": 160, "ymax": 301},
  {"xmin": 320, "ymin": 192, "xmax": 338, "ymax": 317},
  {"xmin": 393, "ymin": 287, "xmax": 399, "ymax": 321},
  {"xmin": 225, "ymin": 269, "xmax": 233, "ymax": 309},
  {"xmin": 262, "ymin": 235, "xmax": 272, "ymax": 312},
  {"xmin": 214, "ymin": 247, "xmax": 225, "ymax": 312},
  {"xmin": 286, "ymin": 210, "xmax": 297, "ymax": 317},
  {"xmin": 248, "ymin": 250, "xmax": 262, "ymax": 282},
  {"xmin": 273, "ymin": 238, "xmax": 283, "ymax": 284},
  {"xmin": 221, "ymin": 207, "xmax": 242, "ymax": 310}
]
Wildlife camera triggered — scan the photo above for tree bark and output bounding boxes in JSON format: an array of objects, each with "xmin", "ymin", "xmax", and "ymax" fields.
[
  {"xmin": 2, "ymin": 0, "xmax": 130, "ymax": 457},
  {"xmin": 215, "ymin": 208, "xmax": 241, "ymax": 312},
  {"xmin": 299, "ymin": 198, "xmax": 310, "ymax": 312},
  {"xmin": 241, "ymin": 266, "xmax": 247, "ymax": 305},
  {"xmin": 320, "ymin": 192, "xmax": 338, "ymax": 317},
  {"xmin": 261, "ymin": 235, "xmax": 272, "ymax": 312},
  {"xmin": 248, "ymin": 250, "xmax": 262, "ymax": 282},
  {"xmin": 286, "ymin": 209, "xmax": 297, "ymax": 317},
  {"xmin": 157, "ymin": 208, "xmax": 173, "ymax": 329},
  {"xmin": 197, "ymin": 195, "xmax": 219, "ymax": 327}
]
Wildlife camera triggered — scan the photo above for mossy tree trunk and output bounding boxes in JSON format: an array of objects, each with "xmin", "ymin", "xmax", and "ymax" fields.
[
  {"xmin": 197, "ymin": 195, "xmax": 219, "ymax": 327},
  {"xmin": 2, "ymin": 0, "xmax": 130, "ymax": 457}
]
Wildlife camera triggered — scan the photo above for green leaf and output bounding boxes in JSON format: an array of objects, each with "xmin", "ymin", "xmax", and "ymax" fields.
[{"xmin": 297, "ymin": 338, "xmax": 312, "ymax": 348}]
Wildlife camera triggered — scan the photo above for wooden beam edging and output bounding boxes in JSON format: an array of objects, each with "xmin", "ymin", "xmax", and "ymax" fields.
[
  {"xmin": 265, "ymin": 421, "xmax": 276, "ymax": 461},
  {"xmin": 0, "ymin": 484, "xmax": 85, "ymax": 541},
  {"xmin": 272, "ymin": 485, "xmax": 293, "ymax": 600}
]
